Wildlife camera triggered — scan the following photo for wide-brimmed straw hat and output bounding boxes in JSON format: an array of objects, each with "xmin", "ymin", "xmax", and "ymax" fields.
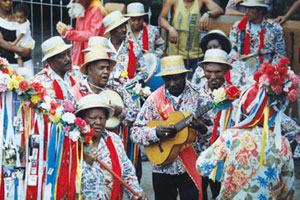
[
  {"xmin": 80, "ymin": 50, "xmax": 117, "ymax": 75},
  {"xmin": 200, "ymin": 30, "xmax": 232, "ymax": 54},
  {"xmin": 41, "ymin": 36, "xmax": 71, "ymax": 62},
  {"xmin": 75, "ymin": 94, "xmax": 114, "ymax": 118},
  {"xmin": 82, "ymin": 36, "xmax": 114, "ymax": 53},
  {"xmin": 240, "ymin": 0, "xmax": 268, "ymax": 8},
  {"xmin": 156, "ymin": 55, "xmax": 191, "ymax": 76},
  {"xmin": 198, "ymin": 49, "xmax": 232, "ymax": 69},
  {"xmin": 125, "ymin": 3, "xmax": 148, "ymax": 17},
  {"xmin": 103, "ymin": 10, "xmax": 129, "ymax": 35}
]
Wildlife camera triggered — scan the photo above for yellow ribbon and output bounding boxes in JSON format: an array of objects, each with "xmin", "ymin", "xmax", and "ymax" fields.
[
  {"xmin": 17, "ymin": 101, "xmax": 24, "ymax": 116},
  {"xmin": 54, "ymin": 123, "xmax": 63, "ymax": 200},
  {"xmin": 259, "ymin": 106, "xmax": 269, "ymax": 167},
  {"xmin": 76, "ymin": 141, "xmax": 84, "ymax": 200}
]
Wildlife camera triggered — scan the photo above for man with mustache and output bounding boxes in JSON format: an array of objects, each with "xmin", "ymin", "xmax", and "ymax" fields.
[
  {"xmin": 56, "ymin": 0, "xmax": 107, "ymax": 66},
  {"xmin": 103, "ymin": 11, "xmax": 147, "ymax": 86},
  {"xmin": 32, "ymin": 36, "xmax": 81, "ymax": 100},
  {"xmin": 131, "ymin": 55, "xmax": 212, "ymax": 200}
]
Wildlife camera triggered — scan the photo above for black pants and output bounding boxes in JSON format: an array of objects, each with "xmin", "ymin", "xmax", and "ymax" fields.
[
  {"xmin": 152, "ymin": 172, "xmax": 198, "ymax": 200},
  {"xmin": 202, "ymin": 176, "xmax": 221, "ymax": 200}
]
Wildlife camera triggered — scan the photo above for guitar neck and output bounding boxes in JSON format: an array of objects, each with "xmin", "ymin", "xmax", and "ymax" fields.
[{"xmin": 174, "ymin": 102, "xmax": 213, "ymax": 132}]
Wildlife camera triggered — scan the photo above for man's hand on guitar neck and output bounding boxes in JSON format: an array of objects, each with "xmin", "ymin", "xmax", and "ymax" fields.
[
  {"xmin": 156, "ymin": 126, "xmax": 176, "ymax": 139},
  {"xmin": 188, "ymin": 117, "xmax": 208, "ymax": 134}
]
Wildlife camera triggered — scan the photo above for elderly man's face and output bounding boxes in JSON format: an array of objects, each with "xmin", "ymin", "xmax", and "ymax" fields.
[
  {"xmin": 203, "ymin": 63, "xmax": 228, "ymax": 90},
  {"xmin": 87, "ymin": 60, "xmax": 112, "ymax": 88},
  {"xmin": 162, "ymin": 73, "xmax": 186, "ymax": 97},
  {"xmin": 82, "ymin": 108, "xmax": 107, "ymax": 136},
  {"xmin": 47, "ymin": 49, "xmax": 72, "ymax": 74},
  {"xmin": 111, "ymin": 22, "xmax": 127, "ymax": 41},
  {"xmin": 245, "ymin": 7, "xmax": 263, "ymax": 23},
  {"xmin": 129, "ymin": 16, "xmax": 144, "ymax": 32}
]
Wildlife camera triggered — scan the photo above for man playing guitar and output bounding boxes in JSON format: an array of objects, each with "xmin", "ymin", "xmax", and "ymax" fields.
[{"xmin": 131, "ymin": 55, "xmax": 212, "ymax": 200}]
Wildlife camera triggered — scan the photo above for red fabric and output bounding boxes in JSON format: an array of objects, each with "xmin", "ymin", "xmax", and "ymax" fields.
[
  {"xmin": 68, "ymin": 141, "xmax": 77, "ymax": 199},
  {"xmin": 0, "ymin": 166, "xmax": 4, "ymax": 200},
  {"xmin": 259, "ymin": 29, "xmax": 264, "ymax": 62},
  {"xmin": 210, "ymin": 111, "xmax": 222, "ymax": 145},
  {"xmin": 152, "ymin": 86, "xmax": 175, "ymax": 120},
  {"xmin": 142, "ymin": 24, "xmax": 149, "ymax": 51},
  {"xmin": 107, "ymin": 136, "xmax": 122, "ymax": 200},
  {"xmin": 53, "ymin": 79, "xmax": 64, "ymax": 100},
  {"xmin": 69, "ymin": 83, "xmax": 88, "ymax": 102},
  {"xmin": 69, "ymin": 75, "xmax": 76, "ymax": 87},
  {"xmin": 127, "ymin": 40, "xmax": 137, "ymax": 79},
  {"xmin": 224, "ymin": 71, "xmax": 232, "ymax": 85},
  {"xmin": 179, "ymin": 147, "xmax": 203, "ymax": 200}
]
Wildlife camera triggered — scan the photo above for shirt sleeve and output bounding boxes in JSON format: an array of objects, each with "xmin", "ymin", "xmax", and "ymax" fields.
[
  {"xmin": 19, "ymin": 22, "xmax": 28, "ymax": 34},
  {"xmin": 130, "ymin": 96, "xmax": 160, "ymax": 146},
  {"xmin": 65, "ymin": 7, "xmax": 104, "ymax": 42},
  {"xmin": 272, "ymin": 24, "xmax": 286, "ymax": 64},
  {"xmin": 229, "ymin": 22, "xmax": 240, "ymax": 55},
  {"xmin": 153, "ymin": 26, "xmax": 165, "ymax": 58},
  {"xmin": 135, "ymin": 50, "xmax": 148, "ymax": 81}
]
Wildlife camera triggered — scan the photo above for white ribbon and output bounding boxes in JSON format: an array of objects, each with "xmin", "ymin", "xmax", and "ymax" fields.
[{"xmin": 37, "ymin": 115, "xmax": 45, "ymax": 200}]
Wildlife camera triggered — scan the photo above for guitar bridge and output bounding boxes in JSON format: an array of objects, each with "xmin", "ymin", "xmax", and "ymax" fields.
[{"xmin": 158, "ymin": 141, "xmax": 163, "ymax": 152}]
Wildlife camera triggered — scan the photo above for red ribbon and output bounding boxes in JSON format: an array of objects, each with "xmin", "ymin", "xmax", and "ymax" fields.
[
  {"xmin": 142, "ymin": 24, "xmax": 149, "ymax": 51},
  {"xmin": 210, "ymin": 111, "xmax": 221, "ymax": 145},
  {"xmin": 127, "ymin": 40, "xmax": 137, "ymax": 79},
  {"xmin": 107, "ymin": 136, "xmax": 122, "ymax": 200}
]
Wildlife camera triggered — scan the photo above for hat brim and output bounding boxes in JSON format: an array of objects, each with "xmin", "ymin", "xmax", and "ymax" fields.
[
  {"xmin": 125, "ymin": 12, "xmax": 148, "ymax": 17},
  {"xmin": 240, "ymin": 2, "xmax": 268, "ymax": 7},
  {"xmin": 80, "ymin": 57, "xmax": 117, "ymax": 75},
  {"xmin": 155, "ymin": 69, "xmax": 191, "ymax": 77},
  {"xmin": 42, "ymin": 44, "xmax": 72, "ymax": 62},
  {"xmin": 200, "ymin": 33, "xmax": 232, "ymax": 54},
  {"xmin": 82, "ymin": 47, "xmax": 114, "ymax": 53},
  {"xmin": 75, "ymin": 104, "xmax": 114, "ymax": 119},
  {"xmin": 104, "ymin": 17, "xmax": 129, "ymax": 35},
  {"xmin": 199, "ymin": 60, "xmax": 232, "ymax": 70}
]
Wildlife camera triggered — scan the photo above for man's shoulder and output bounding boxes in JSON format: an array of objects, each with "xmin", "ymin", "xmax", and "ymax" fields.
[{"xmin": 264, "ymin": 18, "xmax": 283, "ymax": 31}]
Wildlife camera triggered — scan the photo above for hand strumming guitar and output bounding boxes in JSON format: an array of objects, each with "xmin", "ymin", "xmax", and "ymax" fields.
[
  {"xmin": 188, "ymin": 116, "xmax": 208, "ymax": 135},
  {"xmin": 156, "ymin": 126, "xmax": 176, "ymax": 139}
]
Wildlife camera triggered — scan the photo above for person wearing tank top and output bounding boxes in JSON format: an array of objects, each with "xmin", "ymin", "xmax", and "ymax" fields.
[{"xmin": 159, "ymin": 0, "xmax": 223, "ymax": 79}]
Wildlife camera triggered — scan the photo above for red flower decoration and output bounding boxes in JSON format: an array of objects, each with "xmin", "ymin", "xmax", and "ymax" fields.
[
  {"xmin": 271, "ymin": 84, "xmax": 283, "ymax": 94},
  {"xmin": 74, "ymin": 117, "xmax": 87, "ymax": 128},
  {"xmin": 288, "ymin": 89, "xmax": 298, "ymax": 102},
  {"xmin": 1, "ymin": 67, "xmax": 9, "ymax": 74},
  {"xmin": 30, "ymin": 82, "xmax": 46, "ymax": 97},
  {"xmin": 225, "ymin": 85, "xmax": 241, "ymax": 100},
  {"xmin": 84, "ymin": 128, "xmax": 95, "ymax": 143},
  {"xmin": 19, "ymin": 80, "xmax": 29, "ymax": 92}
]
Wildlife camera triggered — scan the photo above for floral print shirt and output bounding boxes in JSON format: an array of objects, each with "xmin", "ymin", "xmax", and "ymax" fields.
[
  {"xmin": 32, "ymin": 66, "xmax": 82, "ymax": 99},
  {"xmin": 196, "ymin": 127, "xmax": 294, "ymax": 200},
  {"xmin": 81, "ymin": 130, "xmax": 143, "ymax": 199},
  {"xmin": 229, "ymin": 18, "xmax": 286, "ymax": 65},
  {"xmin": 131, "ymin": 81, "xmax": 212, "ymax": 175},
  {"xmin": 67, "ymin": 78, "xmax": 138, "ymax": 126},
  {"xmin": 127, "ymin": 22, "xmax": 165, "ymax": 58},
  {"xmin": 108, "ymin": 38, "xmax": 148, "ymax": 84}
]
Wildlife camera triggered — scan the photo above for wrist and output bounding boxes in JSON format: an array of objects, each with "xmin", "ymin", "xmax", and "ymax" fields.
[{"xmin": 206, "ymin": 11, "xmax": 212, "ymax": 17}]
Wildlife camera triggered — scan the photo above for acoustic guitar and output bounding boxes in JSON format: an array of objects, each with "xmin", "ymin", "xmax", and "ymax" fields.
[{"xmin": 145, "ymin": 103, "xmax": 213, "ymax": 165}]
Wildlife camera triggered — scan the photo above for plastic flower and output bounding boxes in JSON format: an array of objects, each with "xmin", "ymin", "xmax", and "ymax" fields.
[
  {"xmin": 133, "ymin": 82, "xmax": 142, "ymax": 95},
  {"xmin": 113, "ymin": 69, "xmax": 122, "ymax": 79},
  {"xmin": 14, "ymin": 75, "xmax": 24, "ymax": 83},
  {"xmin": 69, "ymin": 130, "xmax": 80, "ymax": 142},
  {"xmin": 1, "ymin": 67, "xmax": 9, "ymax": 74},
  {"xmin": 64, "ymin": 125, "xmax": 71, "ymax": 133},
  {"xmin": 7, "ymin": 78, "xmax": 19, "ymax": 90},
  {"xmin": 31, "ymin": 94, "xmax": 41, "ymax": 104},
  {"xmin": 50, "ymin": 114, "xmax": 61, "ymax": 123},
  {"xmin": 288, "ymin": 89, "xmax": 298, "ymax": 102},
  {"xmin": 225, "ymin": 85, "xmax": 240, "ymax": 100},
  {"xmin": 41, "ymin": 102, "xmax": 51, "ymax": 110},
  {"xmin": 141, "ymin": 86, "xmax": 151, "ymax": 97},
  {"xmin": 64, "ymin": 99, "xmax": 75, "ymax": 113},
  {"xmin": 84, "ymin": 128, "xmax": 95, "ymax": 143},
  {"xmin": 19, "ymin": 80, "xmax": 30, "ymax": 92},
  {"xmin": 0, "ymin": 84, "xmax": 7, "ymax": 92},
  {"xmin": 74, "ymin": 117, "xmax": 87, "ymax": 128},
  {"xmin": 213, "ymin": 87, "xmax": 226, "ymax": 103},
  {"xmin": 121, "ymin": 71, "xmax": 128, "ymax": 78},
  {"xmin": 62, "ymin": 112, "xmax": 76, "ymax": 124}
]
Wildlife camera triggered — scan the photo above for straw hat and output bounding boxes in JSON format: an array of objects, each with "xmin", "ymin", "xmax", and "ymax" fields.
[
  {"xmin": 41, "ymin": 36, "xmax": 71, "ymax": 62},
  {"xmin": 200, "ymin": 30, "xmax": 232, "ymax": 54},
  {"xmin": 240, "ymin": 0, "xmax": 268, "ymax": 8},
  {"xmin": 125, "ymin": 3, "xmax": 148, "ymax": 17},
  {"xmin": 82, "ymin": 36, "xmax": 114, "ymax": 53},
  {"xmin": 75, "ymin": 94, "xmax": 114, "ymax": 118},
  {"xmin": 199, "ymin": 49, "xmax": 232, "ymax": 69},
  {"xmin": 156, "ymin": 55, "xmax": 191, "ymax": 76},
  {"xmin": 80, "ymin": 50, "xmax": 117, "ymax": 75},
  {"xmin": 103, "ymin": 10, "xmax": 129, "ymax": 35}
]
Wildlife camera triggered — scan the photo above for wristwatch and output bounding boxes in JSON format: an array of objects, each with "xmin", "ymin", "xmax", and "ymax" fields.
[{"xmin": 206, "ymin": 11, "xmax": 212, "ymax": 17}]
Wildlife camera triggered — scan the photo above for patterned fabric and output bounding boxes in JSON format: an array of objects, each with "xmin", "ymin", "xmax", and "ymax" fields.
[
  {"xmin": 226, "ymin": 0, "xmax": 274, "ymax": 16},
  {"xmin": 32, "ymin": 66, "xmax": 82, "ymax": 99},
  {"xmin": 108, "ymin": 38, "xmax": 148, "ymax": 83},
  {"xmin": 229, "ymin": 18, "xmax": 286, "ymax": 65},
  {"xmin": 127, "ymin": 22, "xmax": 165, "ymax": 58},
  {"xmin": 81, "ymin": 130, "xmax": 143, "ymax": 199},
  {"xmin": 131, "ymin": 81, "xmax": 212, "ymax": 175},
  {"xmin": 67, "ymin": 78, "xmax": 138, "ymax": 126},
  {"xmin": 196, "ymin": 127, "xmax": 294, "ymax": 200}
]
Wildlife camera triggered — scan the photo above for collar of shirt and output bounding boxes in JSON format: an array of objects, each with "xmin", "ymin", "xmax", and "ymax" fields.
[
  {"xmin": 47, "ymin": 66, "xmax": 72, "ymax": 96},
  {"xmin": 164, "ymin": 81, "xmax": 190, "ymax": 105},
  {"xmin": 108, "ymin": 38, "xmax": 124, "ymax": 56}
]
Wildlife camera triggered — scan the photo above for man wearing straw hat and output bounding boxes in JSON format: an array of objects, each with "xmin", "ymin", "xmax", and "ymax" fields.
[
  {"xmin": 103, "ymin": 10, "xmax": 148, "ymax": 86},
  {"xmin": 229, "ymin": 0, "xmax": 286, "ymax": 65},
  {"xmin": 56, "ymin": 0, "xmax": 107, "ymax": 66},
  {"xmin": 126, "ymin": 2, "xmax": 165, "ymax": 58},
  {"xmin": 131, "ymin": 55, "xmax": 212, "ymax": 200},
  {"xmin": 82, "ymin": 36, "xmax": 114, "ymax": 53},
  {"xmin": 76, "ymin": 94, "xmax": 148, "ymax": 200},
  {"xmin": 32, "ymin": 36, "xmax": 81, "ymax": 100}
]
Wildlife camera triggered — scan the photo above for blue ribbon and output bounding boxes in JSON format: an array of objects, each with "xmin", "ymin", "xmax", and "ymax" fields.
[
  {"xmin": 14, "ymin": 177, "xmax": 18, "ymax": 200},
  {"xmin": 46, "ymin": 123, "xmax": 58, "ymax": 187}
]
